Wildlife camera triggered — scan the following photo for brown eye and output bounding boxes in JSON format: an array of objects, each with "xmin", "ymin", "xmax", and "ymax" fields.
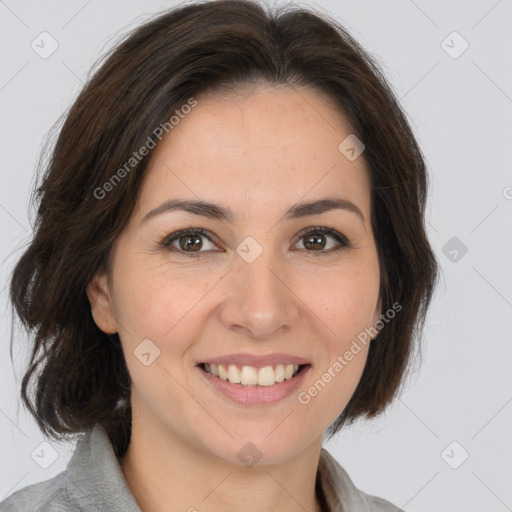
[
  {"xmin": 177, "ymin": 234, "xmax": 203, "ymax": 252},
  {"xmin": 294, "ymin": 227, "xmax": 350, "ymax": 254},
  {"xmin": 162, "ymin": 228, "xmax": 218, "ymax": 257},
  {"xmin": 161, "ymin": 226, "xmax": 350, "ymax": 258},
  {"xmin": 303, "ymin": 233, "xmax": 327, "ymax": 251}
]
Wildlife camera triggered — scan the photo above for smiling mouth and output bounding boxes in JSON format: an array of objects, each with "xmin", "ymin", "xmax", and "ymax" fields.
[{"xmin": 198, "ymin": 362, "xmax": 309, "ymax": 387}]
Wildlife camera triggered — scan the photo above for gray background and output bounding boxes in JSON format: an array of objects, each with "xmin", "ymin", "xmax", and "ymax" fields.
[{"xmin": 1, "ymin": 0, "xmax": 511, "ymax": 510}]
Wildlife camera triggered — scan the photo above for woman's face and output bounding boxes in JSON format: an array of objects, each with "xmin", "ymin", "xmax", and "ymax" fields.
[{"xmin": 88, "ymin": 85, "xmax": 381, "ymax": 464}]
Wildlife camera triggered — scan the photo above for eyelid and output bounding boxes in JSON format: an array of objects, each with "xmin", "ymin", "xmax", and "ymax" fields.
[
  {"xmin": 293, "ymin": 225, "xmax": 351, "ymax": 248},
  {"xmin": 161, "ymin": 226, "xmax": 221, "ymax": 250},
  {"xmin": 160, "ymin": 225, "xmax": 351, "ymax": 256}
]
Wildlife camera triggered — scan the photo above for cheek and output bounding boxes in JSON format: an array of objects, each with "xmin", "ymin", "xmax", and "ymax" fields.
[
  {"xmin": 296, "ymin": 340, "xmax": 370, "ymax": 435},
  {"xmin": 296, "ymin": 256, "xmax": 378, "ymax": 409},
  {"xmin": 305, "ymin": 259, "xmax": 380, "ymax": 344},
  {"xmin": 112, "ymin": 253, "xmax": 213, "ymax": 339}
]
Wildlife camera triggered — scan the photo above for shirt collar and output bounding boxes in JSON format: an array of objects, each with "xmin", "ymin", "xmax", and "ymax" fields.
[
  {"xmin": 65, "ymin": 424, "xmax": 142, "ymax": 511},
  {"xmin": 317, "ymin": 447, "xmax": 370, "ymax": 511}
]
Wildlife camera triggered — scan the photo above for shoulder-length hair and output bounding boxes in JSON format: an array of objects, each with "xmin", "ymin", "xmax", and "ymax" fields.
[{"xmin": 10, "ymin": 0, "xmax": 439, "ymax": 459}]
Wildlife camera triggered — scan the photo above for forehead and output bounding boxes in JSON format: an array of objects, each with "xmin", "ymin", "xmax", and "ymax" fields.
[{"xmin": 134, "ymin": 86, "xmax": 371, "ymax": 224}]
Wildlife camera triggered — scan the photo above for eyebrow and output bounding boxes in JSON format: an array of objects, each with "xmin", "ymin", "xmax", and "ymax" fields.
[{"xmin": 140, "ymin": 197, "xmax": 365, "ymax": 225}]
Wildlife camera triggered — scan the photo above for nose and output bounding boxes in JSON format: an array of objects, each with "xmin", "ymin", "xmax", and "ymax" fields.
[{"xmin": 219, "ymin": 248, "xmax": 300, "ymax": 340}]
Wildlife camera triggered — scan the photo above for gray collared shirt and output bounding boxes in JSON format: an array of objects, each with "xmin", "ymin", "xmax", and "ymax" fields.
[{"xmin": 0, "ymin": 424, "xmax": 404, "ymax": 511}]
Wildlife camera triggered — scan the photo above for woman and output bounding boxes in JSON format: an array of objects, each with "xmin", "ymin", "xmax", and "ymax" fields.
[{"xmin": 1, "ymin": 0, "xmax": 438, "ymax": 510}]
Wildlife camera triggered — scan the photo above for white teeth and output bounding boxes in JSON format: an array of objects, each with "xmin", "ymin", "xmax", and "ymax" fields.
[
  {"xmin": 210, "ymin": 363, "xmax": 219, "ymax": 377},
  {"xmin": 227, "ymin": 364, "xmax": 241, "ymax": 383},
  {"xmin": 218, "ymin": 364, "xmax": 228, "ymax": 380},
  {"xmin": 203, "ymin": 363, "xmax": 301, "ymax": 386},
  {"xmin": 240, "ymin": 366, "xmax": 258, "ymax": 385},
  {"xmin": 258, "ymin": 366, "xmax": 275, "ymax": 386}
]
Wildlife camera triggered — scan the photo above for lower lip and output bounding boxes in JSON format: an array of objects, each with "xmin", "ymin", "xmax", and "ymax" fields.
[{"xmin": 197, "ymin": 365, "xmax": 311, "ymax": 406}]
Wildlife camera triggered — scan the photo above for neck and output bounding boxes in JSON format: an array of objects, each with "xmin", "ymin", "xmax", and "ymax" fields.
[{"xmin": 120, "ymin": 414, "xmax": 325, "ymax": 512}]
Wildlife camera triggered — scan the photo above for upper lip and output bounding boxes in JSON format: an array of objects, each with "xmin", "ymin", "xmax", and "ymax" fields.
[{"xmin": 197, "ymin": 353, "xmax": 311, "ymax": 368}]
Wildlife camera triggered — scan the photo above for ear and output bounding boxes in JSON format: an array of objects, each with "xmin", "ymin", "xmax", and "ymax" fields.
[{"xmin": 86, "ymin": 269, "xmax": 118, "ymax": 334}]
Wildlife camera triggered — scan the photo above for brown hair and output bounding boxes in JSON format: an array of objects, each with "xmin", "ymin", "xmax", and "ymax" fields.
[{"xmin": 10, "ymin": 0, "xmax": 439, "ymax": 459}]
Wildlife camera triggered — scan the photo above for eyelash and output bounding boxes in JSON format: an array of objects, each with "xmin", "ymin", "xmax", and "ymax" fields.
[{"xmin": 160, "ymin": 226, "xmax": 352, "ymax": 258}]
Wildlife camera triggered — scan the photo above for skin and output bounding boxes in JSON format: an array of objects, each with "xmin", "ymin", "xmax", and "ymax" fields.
[{"xmin": 87, "ymin": 85, "xmax": 381, "ymax": 512}]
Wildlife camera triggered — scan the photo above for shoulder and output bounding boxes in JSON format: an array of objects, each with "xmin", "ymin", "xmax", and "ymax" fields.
[
  {"xmin": 363, "ymin": 493, "xmax": 406, "ymax": 512},
  {"xmin": 318, "ymin": 448, "xmax": 405, "ymax": 512},
  {"xmin": 0, "ymin": 472, "xmax": 75, "ymax": 512},
  {"xmin": 0, "ymin": 425, "xmax": 141, "ymax": 512}
]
